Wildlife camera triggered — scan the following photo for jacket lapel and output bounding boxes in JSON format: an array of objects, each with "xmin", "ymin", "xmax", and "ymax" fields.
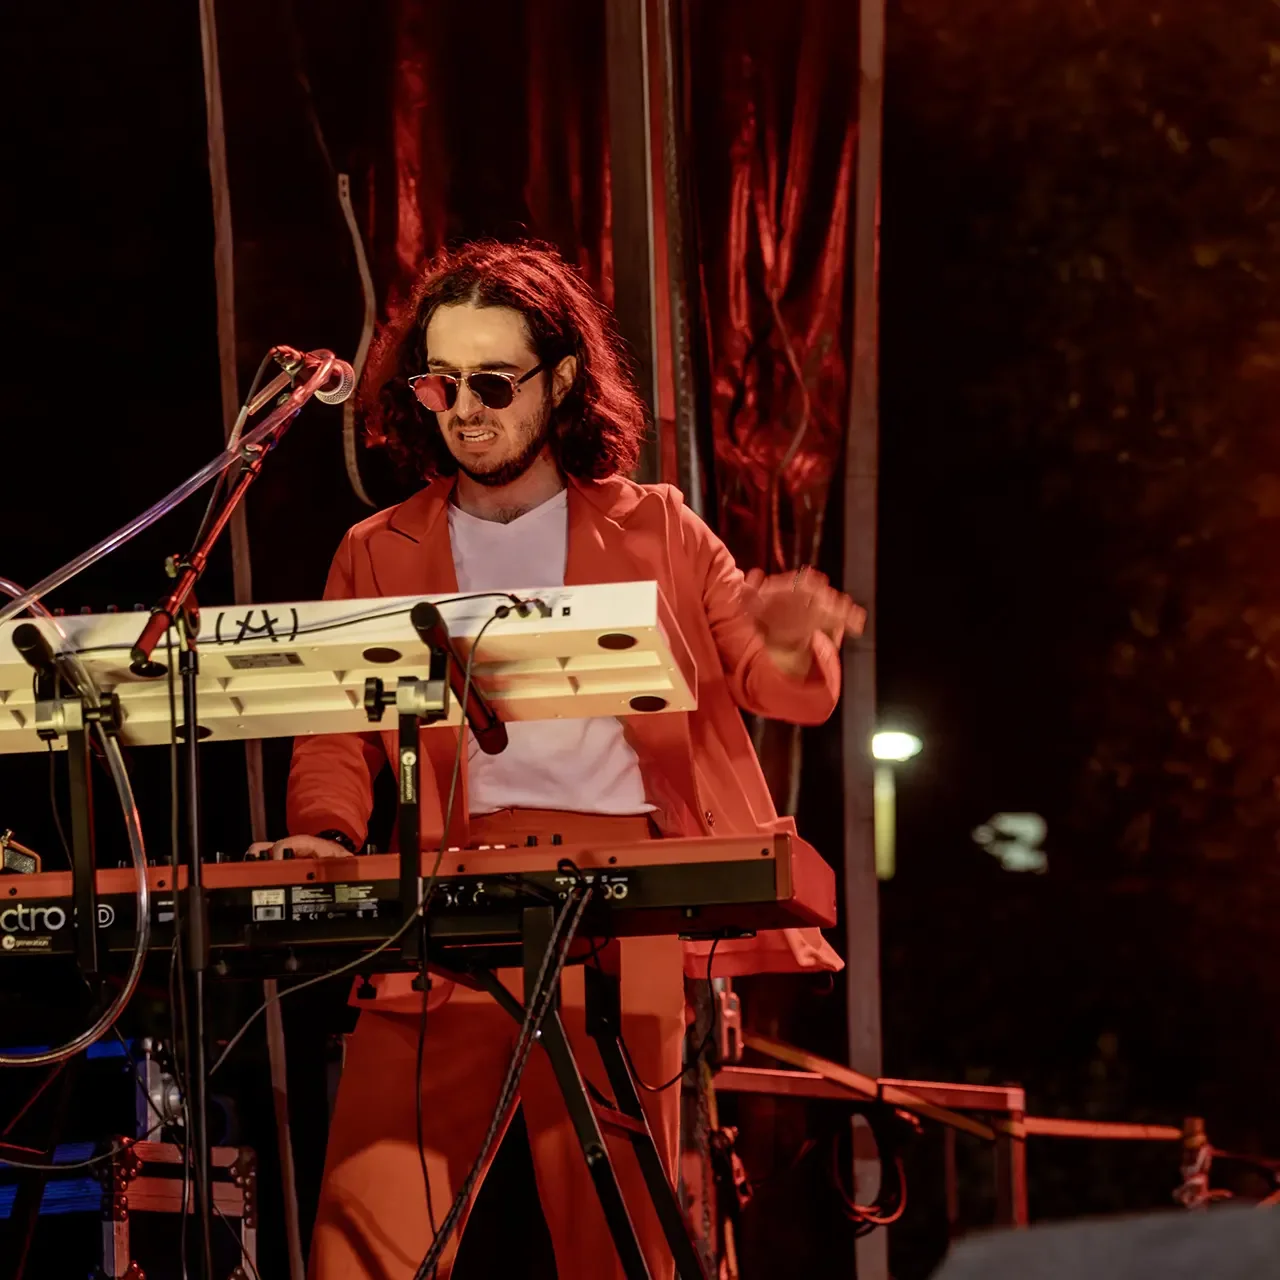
[
  {"xmin": 565, "ymin": 480, "xmax": 631, "ymax": 585},
  {"xmin": 367, "ymin": 479, "xmax": 460, "ymax": 597}
]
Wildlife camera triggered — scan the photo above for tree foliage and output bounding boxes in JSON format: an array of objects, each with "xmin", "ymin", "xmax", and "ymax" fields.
[{"xmin": 896, "ymin": 0, "xmax": 1280, "ymax": 874}]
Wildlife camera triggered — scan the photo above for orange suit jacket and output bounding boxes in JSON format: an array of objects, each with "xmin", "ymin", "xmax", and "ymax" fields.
[{"xmin": 287, "ymin": 473, "xmax": 844, "ymax": 980}]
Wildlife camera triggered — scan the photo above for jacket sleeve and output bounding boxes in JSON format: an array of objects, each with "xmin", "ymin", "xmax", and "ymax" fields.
[
  {"xmin": 679, "ymin": 496, "xmax": 841, "ymax": 726},
  {"xmin": 284, "ymin": 529, "xmax": 387, "ymax": 845}
]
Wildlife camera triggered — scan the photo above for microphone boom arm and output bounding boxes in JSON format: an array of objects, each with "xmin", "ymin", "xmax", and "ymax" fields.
[
  {"xmin": 0, "ymin": 348, "xmax": 347, "ymax": 626},
  {"xmin": 129, "ymin": 351, "xmax": 343, "ymax": 671}
]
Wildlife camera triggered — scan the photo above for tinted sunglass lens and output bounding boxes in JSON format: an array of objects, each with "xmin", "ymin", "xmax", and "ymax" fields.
[
  {"xmin": 468, "ymin": 373, "xmax": 516, "ymax": 410},
  {"xmin": 414, "ymin": 375, "xmax": 456, "ymax": 412}
]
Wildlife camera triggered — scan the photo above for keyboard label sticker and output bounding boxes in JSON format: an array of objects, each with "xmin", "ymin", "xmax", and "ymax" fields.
[
  {"xmin": 252, "ymin": 888, "xmax": 286, "ymax": 922},
  {"xmin": 225, "ymin": 651, "xmax": 303, "ymax": 670},
  {"xmin": 287, "ymin": 883, "xmax": 380, "ymax": 921}
]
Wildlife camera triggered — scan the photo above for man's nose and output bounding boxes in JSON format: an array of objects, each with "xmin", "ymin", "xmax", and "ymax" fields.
[{"xmin": 453, "ymin": 378, "xmax": 485, "ymax": 418}]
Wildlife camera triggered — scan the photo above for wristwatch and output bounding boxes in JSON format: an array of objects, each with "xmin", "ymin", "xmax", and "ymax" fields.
[{"xmin": 314, "ymin": 828, "xmax": 359, "ymax": 854}]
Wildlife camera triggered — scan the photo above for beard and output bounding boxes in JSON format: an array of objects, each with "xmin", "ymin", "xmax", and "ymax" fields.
[{"xmin": 446, "ymin": 397, "xmax": 553, "ymax": 488}]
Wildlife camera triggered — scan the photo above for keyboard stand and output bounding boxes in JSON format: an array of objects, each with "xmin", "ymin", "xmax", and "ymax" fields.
[{"xmin": 469, "ymin": 905, "xmax": 709, "ymax": 1280}]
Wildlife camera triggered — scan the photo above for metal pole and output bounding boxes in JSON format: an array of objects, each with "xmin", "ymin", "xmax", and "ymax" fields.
[
  {"xmin": 195, "ymin": 0, "xmax": 252, "ymax": 598},
  {"xmin": 655, "ymin": 0, "xmax": 706, "ymax": 514},
  {"xmin": 843, "ymin": 0, "xmax": 887, "ymax": 1272},
  {"xmin": 181, "ymin": 640, "xmax": 214, "ymax": 1280},
  {"xmin": 605, "ymin": 0, "xmax": 662, "ymax": 483},
  {"xmin": 873, "ymin": 764, "xmax": 895, "ymax": 880},
  {"xmin": 195, "ymin": 4, "xmax": 305, "ymax": 1276}
]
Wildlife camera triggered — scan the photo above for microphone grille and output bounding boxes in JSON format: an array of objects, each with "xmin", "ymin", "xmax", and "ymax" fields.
[{"xmin": 315, "ymin": 359, "xmax": 356, "ymax": 405}]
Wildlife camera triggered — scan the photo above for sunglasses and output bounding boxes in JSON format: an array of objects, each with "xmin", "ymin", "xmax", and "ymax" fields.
[{"xmin": 408, "ymin": 361, "xmax": 547, "ymax": 412}]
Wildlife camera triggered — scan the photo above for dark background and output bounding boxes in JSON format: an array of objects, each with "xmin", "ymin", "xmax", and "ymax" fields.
[{"xmin": 3, "ymin": 2, "xmax": 1278, "ymax": 1278}]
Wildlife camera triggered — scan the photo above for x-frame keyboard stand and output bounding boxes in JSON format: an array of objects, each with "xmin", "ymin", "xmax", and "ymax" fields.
[
  {"xmin": 367, "ymin": 604, "xmax": 707, "ymax": 1277},
  {"xmin": 469, "ymin": 906, "xmax": 710, "ymax": 1280}
]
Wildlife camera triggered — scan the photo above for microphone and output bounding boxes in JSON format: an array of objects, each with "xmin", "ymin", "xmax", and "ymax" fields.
[
  {"xmin": 410, "ymin": 602, "xmax": 508, "ymax": 755},
  {"xmin": 13, "ymin": 621, "xmax": 59, "ymax": 708},
  {"xmin": 270, "ymin": 345, "xmax": 356, "ymax": 405},
  {"xmin": 13, "ymin": 621, "xmax": 57, "ymax": 679}
]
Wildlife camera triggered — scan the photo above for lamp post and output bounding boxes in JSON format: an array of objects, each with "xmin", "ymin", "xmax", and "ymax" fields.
[{"xmin": 871, "ymin": 730, "xmax": 922, "ymax": 880}]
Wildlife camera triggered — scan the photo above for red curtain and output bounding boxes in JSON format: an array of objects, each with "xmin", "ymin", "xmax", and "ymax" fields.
[
  {"xmin": 211, "ymin": 2, "xmax": 862, "ymax": 1268},
  {"xmin": 376, "ymin": 0, "xmax": 614, "ymax": 308},
  {"xmin": 688, "ymin": 0, "xmax": 859, "ymax": 575},
  {"xmin": 363, "ymin": 0, "xmax": 859, "ymax": 574}
]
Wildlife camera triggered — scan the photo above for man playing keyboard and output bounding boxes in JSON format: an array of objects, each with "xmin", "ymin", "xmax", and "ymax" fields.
[{"xmin": 249, "ymin": 239, "xmax": 863, "ymax": 1279}]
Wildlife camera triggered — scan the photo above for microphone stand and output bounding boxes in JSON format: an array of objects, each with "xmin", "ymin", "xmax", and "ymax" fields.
[{"xmin": 129, "ymin": 351, "xmax": 343, "ymax": 1280}]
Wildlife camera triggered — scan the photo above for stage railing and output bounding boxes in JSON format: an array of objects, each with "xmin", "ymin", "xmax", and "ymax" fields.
[{"xmin": 713, "ymin": 1034, "xmax": 1275, "ymax": 1233}]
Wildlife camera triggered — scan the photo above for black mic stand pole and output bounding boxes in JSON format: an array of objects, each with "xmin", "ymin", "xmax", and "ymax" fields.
[
  {"xmin": 129, "ymin": 352, "xmax": 342, "ymax": 1280},
  {"xmin": 178, "ymin": 597, "xmax": 215, "ymax": 1280}
]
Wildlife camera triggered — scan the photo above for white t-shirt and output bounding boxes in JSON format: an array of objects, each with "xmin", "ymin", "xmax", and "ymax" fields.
[{"xmin": 447, "ymin": 489, "xmax": 652, "ymax": 816}]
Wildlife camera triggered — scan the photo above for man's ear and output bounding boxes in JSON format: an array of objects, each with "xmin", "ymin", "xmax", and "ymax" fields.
[{"xmin": 551, "ymin": 355, "xmax": 577, "ymax": 408}]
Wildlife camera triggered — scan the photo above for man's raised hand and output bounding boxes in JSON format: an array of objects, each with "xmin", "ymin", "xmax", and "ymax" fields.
[{"xmin": 743, "ymin": 566, "xmax": 866, "ymax": 677}]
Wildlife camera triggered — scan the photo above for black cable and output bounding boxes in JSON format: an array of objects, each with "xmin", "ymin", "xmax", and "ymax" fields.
[
  {"xmin": 1, "ymin": 1062, "xmax": 67, "ymax": 1141},
  {"xmin": 414, "ymin": 606, "xmax": 505, "ymax": 1267},
  {"xmin": 109, "ymin": 1025, "xmax": 164, "ymax": 1125},
  {"xmin": 166, "ymin": 627, "xmax": 195, "ymax": 1280},
  {"xmin": 830, "ymin": 1110, "xmax": 908, "ymax": 1233},
  {"xmin": 211, "ymin": 906, "xmax": 429, "ymax": 1076},
  {"xmin": 413, "ymin": 880, "xmax": 595, "ymax": 1280},
  {"xmin": 0, "ymin": 1117, "xmax": 171, "ymax": 1172},
  {"xmin": 68, "ymin": 592, "xmax": 544, "ymax": 655},
  {"xmin": 169, "ymin": 943, "xmax": 192, "ymax": 1280},
  {"xmin": 414, "ymin": 905, "xmax": 437, "ymax": 1257},
  {"xmin": 45, "ymin": 742, "xmax": 72, "ymax": 867},
  {"xmin": 0, "ymin": 1147, "xmax": 128, "ymax": 1172},
  {"xmin": 285, "ymin": 592, "xmax": 541, "ymax": 637},
  {"xmin": 414, "ymin": 937, "xmax": 437, "ymax": 1272},
  {"xmin": 192, "ymin": 350, "xmax": 274, "ymax": 551},
  {"xmin": 215, "ymin": 1198, "xmax": 264, "ymax": 1280},
  {"xmin": 209, "ymin": 606, "xmax": 511, "ymax": 1078},
  {"xmin": 203, "ymin": 605, "xmax": 513, "ymax": 1276},
  {"xmin": 195, "ymin": 602, "xmax": 518, "ymax": 1276},
  {"xmin": 622, "ymin": 938, "xmax": 722, "ymax": 1094},
  {"xmin": 94, "ymin": 1027, "xmax": 208, "ymax": 1280}
]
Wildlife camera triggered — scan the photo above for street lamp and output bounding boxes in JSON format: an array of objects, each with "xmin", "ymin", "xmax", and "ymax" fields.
[{"xmin": 871, "ymin": 731, "xmax": 922, "ymax": 880}]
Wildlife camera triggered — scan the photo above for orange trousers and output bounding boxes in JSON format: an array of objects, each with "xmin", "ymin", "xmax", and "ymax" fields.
[{"xmin": 309, "ymin": 811, "xmax": 686, "ymax": 1279}]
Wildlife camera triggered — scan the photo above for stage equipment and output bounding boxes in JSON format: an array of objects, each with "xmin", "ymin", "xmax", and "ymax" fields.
[
  {"xmin": 0, "ymin": 831, "xmax": 41, "ymax": 875},
  {"xmin": 1, "ymin": 587, "xmax": 737, "ymax": 1278},
  {"xmin": 0, "ymin": 582, "xmax": 698, "ymax": 754},
  {"xmin": 0, "ymin": 1139, "xmax": 260, "ymax": 1280},
  {"xmin": 0, "ymin": 349, "xmax": 352, "ymax": 630},
  {"xmin": 0, "ymin": 831, "xmax": 833, "ymax": 972},
  {"xmin": 0, "ymin": 348, "xmax": 352, "ymax": 1280},
  {"xmin": 0, "ymin": 584, "xmax": 150, "ymax": 1072},
  {"xmin": 0, "ymin": 338, "xmax": 820, "ymax": 1278},
  {"xmin": 99, "ymin": 1140, "xmax": 259, "ymax": 1280}
]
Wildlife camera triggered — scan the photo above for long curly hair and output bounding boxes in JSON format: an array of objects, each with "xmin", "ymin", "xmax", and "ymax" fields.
[{"xmin": 361, "ymin": 240, "xmax": 648, "ymax": 482}]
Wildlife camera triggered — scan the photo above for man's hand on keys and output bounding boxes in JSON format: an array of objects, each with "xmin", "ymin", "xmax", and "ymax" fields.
[{"xmin": 244, "ymin": 835, "xmax": 352, "ymax": 861}]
